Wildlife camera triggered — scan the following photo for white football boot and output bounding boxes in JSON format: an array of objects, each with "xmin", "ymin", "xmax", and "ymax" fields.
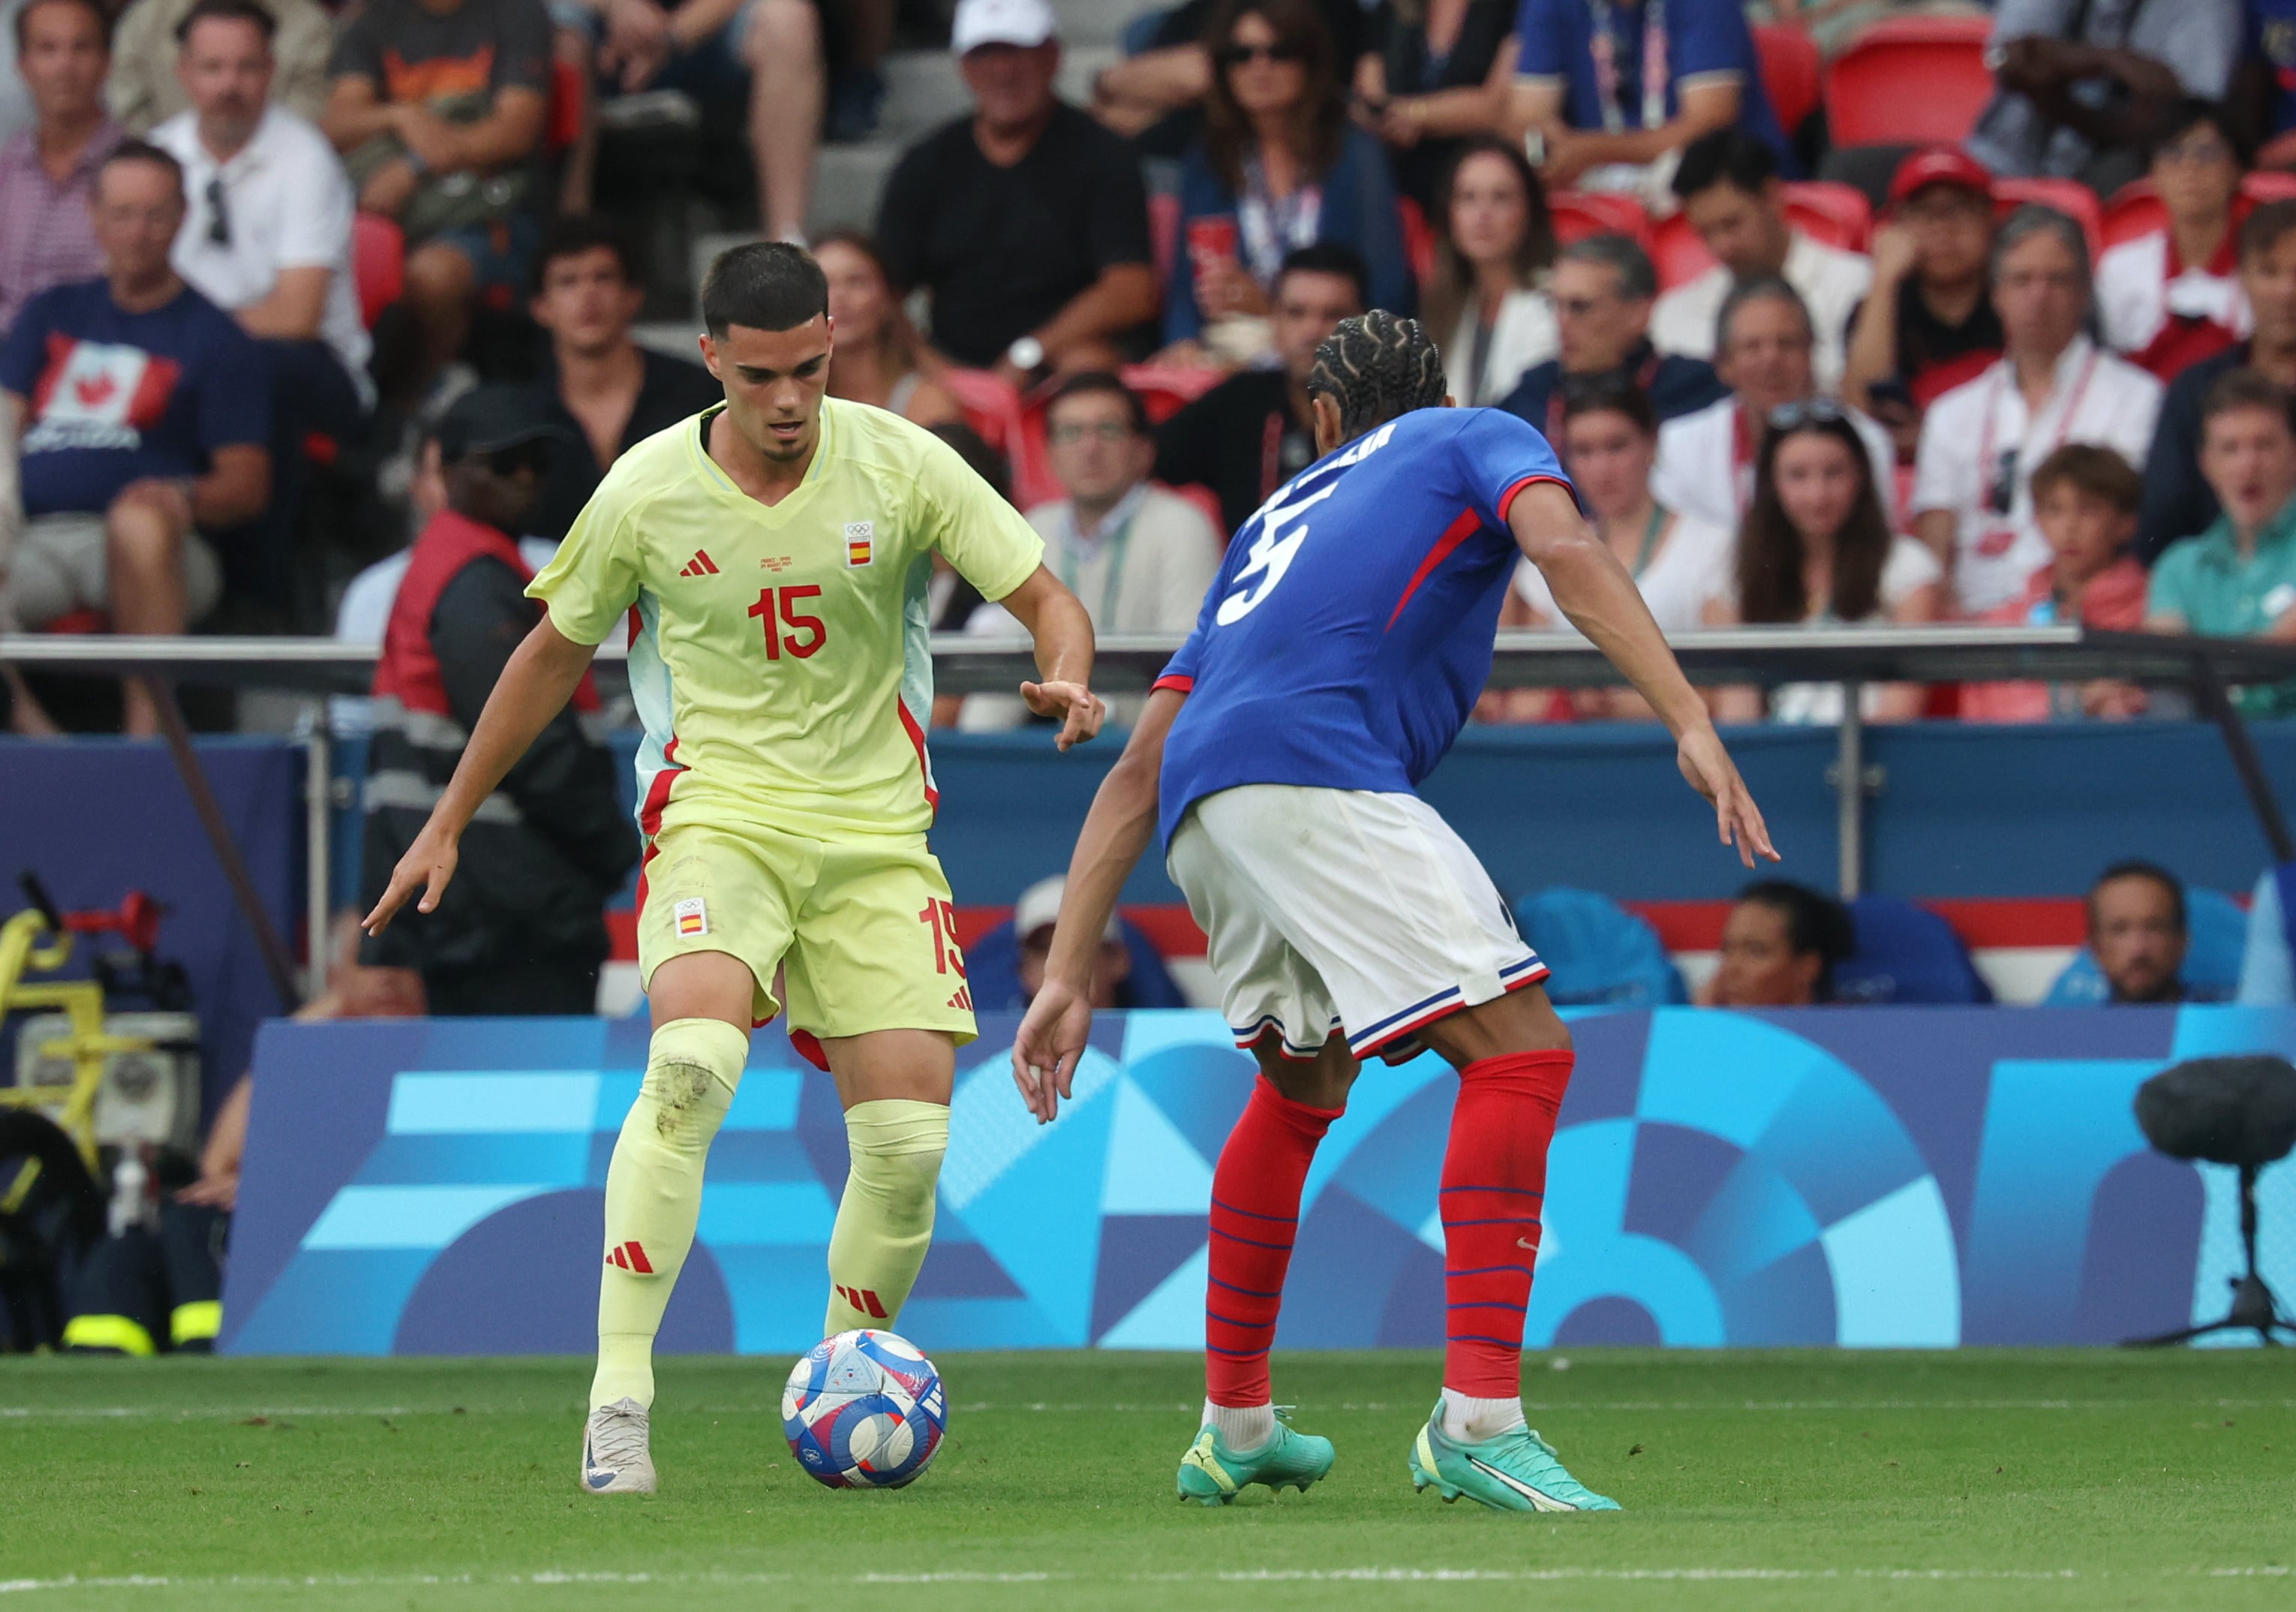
[{"xmin": 580, "ymin": 1397, "xmax": 657, "ymax": 1495}]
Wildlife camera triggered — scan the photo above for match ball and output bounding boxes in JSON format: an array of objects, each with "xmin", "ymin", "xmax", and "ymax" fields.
[{"xmin": 781, "ymin": 1328, "xmax": 946, "ymax": 1489}]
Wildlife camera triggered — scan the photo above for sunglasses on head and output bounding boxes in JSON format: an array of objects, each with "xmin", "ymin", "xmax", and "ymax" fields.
[
  {"xmin": 1219, "ymin": 41, "xmax": 1303, "ymax": 66},
  {"xmin": 1766, "ymin": 396, "xmax": 1848, "ymax": 432}
]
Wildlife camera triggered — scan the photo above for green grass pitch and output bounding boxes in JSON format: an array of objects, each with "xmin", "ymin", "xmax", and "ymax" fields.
[{"xmin": 1, "ymin": 1349, "xmax": 2290, "ymax": 1610}]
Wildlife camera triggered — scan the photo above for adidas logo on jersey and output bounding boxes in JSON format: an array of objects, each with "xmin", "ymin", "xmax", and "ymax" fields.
[
  {"xmin": 605, "ymin": 1241, "xmax": 654, "ymax": 1274},
  {"xmin": 679, "ymin": 550, "xmax": 720, "ymax": 577}
]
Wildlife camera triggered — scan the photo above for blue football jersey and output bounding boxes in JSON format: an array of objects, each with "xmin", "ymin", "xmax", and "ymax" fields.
[{"xmin": 1155, "ymin": 405, "xmax": 1573, "ymax": 847}]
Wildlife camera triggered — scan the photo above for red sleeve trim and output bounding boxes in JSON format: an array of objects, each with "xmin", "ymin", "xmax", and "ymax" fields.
[
  {"xmin": 1153, "ymin": 674, "xmax": 1195, "ymax": 693},
  {"xmin": 1497, "ymin": 473, "xmax": 1573, "ymax": 525}
]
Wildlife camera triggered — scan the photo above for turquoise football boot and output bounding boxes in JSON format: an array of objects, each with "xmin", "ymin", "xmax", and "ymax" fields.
[
  {"xmin": 1176, "ymin": 1411, "xmax": 1336, "ymax": 1505},
  {"xmin": 1408, "ymin": 1401, "xmax": 1621, "ymax": 1513}
]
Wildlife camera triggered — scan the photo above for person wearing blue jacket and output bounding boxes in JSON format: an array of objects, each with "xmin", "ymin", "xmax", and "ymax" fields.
[{"xmin": 1164, "ymin": 0, "xmax": 1410, "ymax": 349}]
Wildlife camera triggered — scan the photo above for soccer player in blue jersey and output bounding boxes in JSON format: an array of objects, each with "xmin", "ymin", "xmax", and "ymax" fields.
[{"xmin": 1011, "ymin": 311, "xmax": 1777, "ymax": 1514}]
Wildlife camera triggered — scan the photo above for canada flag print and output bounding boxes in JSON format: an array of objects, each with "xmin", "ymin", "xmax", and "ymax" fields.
[{"xmin": 25, "ymin": 336, "xmax": 179, "ymax": 453}]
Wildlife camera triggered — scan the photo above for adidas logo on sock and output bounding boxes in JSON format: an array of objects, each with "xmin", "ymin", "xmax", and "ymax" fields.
[
  {"xmin": 605, "ymin": 1241, "xmax": 654, "ymax": 1274},
  {"xmin": 679, "ymin": 550, "xmax": 720, "ymax": 577},
  {"xmin": 834, "ymin": 1284, "xmax": 889, "ymax": 1319}
]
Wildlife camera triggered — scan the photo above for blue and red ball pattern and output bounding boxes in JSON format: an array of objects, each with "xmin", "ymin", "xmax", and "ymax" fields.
[{"xmin": 782, "ymin": 1328, "xmax": 946, "ymax": 1489}]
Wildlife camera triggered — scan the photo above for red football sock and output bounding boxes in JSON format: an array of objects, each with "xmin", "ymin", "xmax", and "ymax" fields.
[
  {"xmin": 1441, "ymin": 1049, "xmax": 1574, "ymax": 1398},
  {"xmin": 1204, "ymin": 1075, "xmax": 1342, "ymax": 1407}
]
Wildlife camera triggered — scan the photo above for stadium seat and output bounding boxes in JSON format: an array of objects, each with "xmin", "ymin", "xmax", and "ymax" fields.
[
  {"xmin": 2107, "ymin": 173, "xmax": 2296, "ymax": 249},
  {"xmin": 963, "ymin": 916, "xmax": 1189, "ymax": 1014},
  {"xmin": 548, "ymin": 59, "xmax": 585, "ymax": 155},
  {"xmin": 1994, "ymin": 178, "xmax": 2102, "ymax": 259},
  {"xmin": 1547, "ymin": 188, "xmax": 1652, "ymax": 250},
  {"xmin": 1753, "ymin": 23, "xmax": 1823, "ymax": 140},
  {"xmin": 1511, "ymin": 887, "xmax": 1688, "ymax": 1006},
  {"xmin": 1121, "ymin": 364, "xmax": 1225, "ymax": 425},
  {"xmin": 1784, "ymin": 181, "xmax": 1873, "ymax": 252},
  {"xmin": 1399, "ymin": 196, "xmax": 1439, "ymax": 287},
  {"xmin": 1824, "ymin": 17, "xmax": 1993, "ymax": 148},
  {"xmin": 2041, "ymin": 887, "xmax": 2249, "ymax": 1005},
  {"xmin": 1148, "ymin": 191, "xmax": 1182, "ymax": 292},
  {"xmin": 1651, "ymin": 210, "xmax": 1715, "ymax": 290},
  {"xmin": 1833, "ymin": 895, "xmax": 1994, "ymax": 1004},
  {"xmin": 351, "ymin": 212, "xmax": 404, "ymax": 329}
]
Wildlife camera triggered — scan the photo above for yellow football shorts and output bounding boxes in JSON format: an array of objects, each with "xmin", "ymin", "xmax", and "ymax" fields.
[{"xmin": 636, "ymin": 820, "xmax": 977, "ymax": 1053}]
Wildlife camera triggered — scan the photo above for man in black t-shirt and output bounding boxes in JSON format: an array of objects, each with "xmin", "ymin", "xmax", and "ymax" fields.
[
  {"xmin": 876, "ymin": 0, "xmax": 1157, "ymax": 383},
  {"xmin": 1153, "ymin": 244, "xmax": 1363, "ymax": 536}
]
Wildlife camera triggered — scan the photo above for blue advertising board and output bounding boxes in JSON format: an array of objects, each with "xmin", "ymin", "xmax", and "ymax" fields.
[{"xmin": 219, "ymin": 1008, "xmax": 2296, "ymax": 1355}]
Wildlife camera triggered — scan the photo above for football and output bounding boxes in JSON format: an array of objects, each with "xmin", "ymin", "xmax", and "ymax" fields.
[{"xmin": 781, "ymin": 1328, "xmax": 947, "ymax": 1489}]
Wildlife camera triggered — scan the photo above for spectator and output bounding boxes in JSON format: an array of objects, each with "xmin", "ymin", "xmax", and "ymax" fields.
[
  {"xmin": 815, "ymin": 229, "xmax": 961, "ymax": 429},
  {"xmin": 1961, "ymin": 443, "xmax": 2151, "ymax": 720},
  {"xmin": 1007, "ymin": 874, "xmax": 1170, "ymax": 1008},
  {"xmin": 1842, "ymin": 146, "xmax": 2004, "ymax": 465},
  {"xmin": 1153, "ymin": 241, "xmax": 1363, "ymax": 534},
  {"xmin": 1912, "ymin": 206, "xmax": 2163, "ymax": 615},
  {"xmin": 360, "ymin": 383, "xmax": 639, "ymax": 1014},
  {"xmin": 2146, "ymin": 368, "xmax": 2296, "ymax": 713},
  {"xmin": 1505, "ymin": 376, "xmax": 1736, "ymax": 720},
  {"xmin": 321, "ymin": 0, "xmax": 553, "ymax": 406},
  {"xmin": 107, "ymin": 0, "xmax": 330, "ymax": 134},
  {"xmin": 0, "ymin": 0, "xmax": 31, "ymax": 148},
  {"xmin": 1652, "ymin": 129, "xmax": 1870, "ymax": 389},
  {"xmin": 1702, "ymin": 879, "xmax": 1853, "ymax": 1007},
  {"xmin": 1351, "ymin": 0, "xmax": 1519, "ymax": 211},
  {"xmin": 1705, "ymin": 400, "xmax": 1942, "ymax": 724},
  {"xmin": 1421, "ymin": 135, "xmax": 1555, "ymax": 405},
  {"xmin": 2098, "ymin": 99, "xmax": 2251, "ymax": 378},
  {"xmin": 1164, "ymin": 0, "xmax": 1407, "ymax": 356},
  {"xmin": 520, "ymin": 216, "xmax": 720, "ymax": 545},
  {"xmin": 1969, "ymin": 0, "xmax": 2240, "ymax": 189},
  {"xmin": 2081, "ymin": 861, "xmax": 2194, "ymax": 1003},
  {"xmin": 1652, "ymin": 278, "xmax": 1898, "ymax": 535},
  {"xmin": 963, "ymin": 372, "xmax": 1223, "ymax": 729},
  {"xmin": 877, "ymin": 0, "xmax": 1158, "ymax": 383},
  {"xmin": 1091, "ymin": 0, "xmax": 1367, "ymax": 145},
  {"xmin": 0, "ymin": 0, "xmax": 123, "ymax": 336},
  {"xmin": 2140, "ymin": 201, "xmax": 2296, "ymax": 561},
  {"xmin": 1496, "ymin": 232, "xmax": 1726, "ymax": 442},
  {"xmin": 1506, "ymin": 0, "xmax": 1793, "ymax": 196},
  {"xmin": 150, "ymin": 0, "xmax": 371, "ymax": 599},
  {"xmin": 0, "ymin": 141, "xmax": 269, "ymax": 738}
]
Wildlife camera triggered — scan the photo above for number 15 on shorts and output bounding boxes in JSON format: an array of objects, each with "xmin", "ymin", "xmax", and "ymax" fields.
[{"xmin": 920, "ymin": 899, "xmax": 966, "ymax": 977}]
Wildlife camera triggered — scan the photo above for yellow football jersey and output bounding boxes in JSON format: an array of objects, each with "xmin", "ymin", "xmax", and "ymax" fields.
[{"xmin": 528, "ymin": 398, "xmax": 1045, "ymax": 843}]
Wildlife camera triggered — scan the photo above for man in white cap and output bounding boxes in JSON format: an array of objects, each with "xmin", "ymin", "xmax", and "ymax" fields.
[
  {"xmin": 1014, "ymin": 874, "xmax": 1131, "ymax": 1009},
  {"xmin": 875, "ymin": 0, "xmax": 1158, "ymax": 387}
]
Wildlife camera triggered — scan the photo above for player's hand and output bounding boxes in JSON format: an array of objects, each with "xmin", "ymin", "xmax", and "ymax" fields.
[
  {"xmin": 1676, "ymin": 725, "xmax": 1781, "ymax": 871},
  {"xmin": 1011, "ymin": 976, "xmax": 1092, "ymax": 1123},
  {"xmin": 362, "ymin": 820, "xmax": 461, "ymax": 936},
  {"xmin": 1021, "ymin": 680, "xmax": 1105, "ymax": 750}
]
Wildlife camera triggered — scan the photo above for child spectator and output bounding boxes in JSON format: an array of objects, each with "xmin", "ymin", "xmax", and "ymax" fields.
[
  {"xmin": 1422, "ymin": 136, "xmax": 1555, "ymax": 405},
  {"xmin": 1961, "ymin": 443, "xmax": 2150, "ymax": 721},
  {"xmin": 2097, "ymin": 100, "xmax": 2251, "ymax": 380}
]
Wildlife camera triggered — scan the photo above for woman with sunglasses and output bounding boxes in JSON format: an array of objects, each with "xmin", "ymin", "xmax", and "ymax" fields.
[
  {"xmin": 1421, "ymin": 136, "xmax": 1557, "ymax": 405},
  {"xmin": 1164, "ymin": 0, "xmax": 1409, "ymax": 359},
  {"xmin": 1504, "ymin": 376, "xmax": 1732, "ymax": 719},
  {"xmin": 1704, "ymin": 402, "xmax": 1942, "ymax": 724}
]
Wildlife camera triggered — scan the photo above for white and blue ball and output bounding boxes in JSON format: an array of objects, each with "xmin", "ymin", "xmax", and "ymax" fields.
[{"xmin": 782, "ymin": 1328, "xmax": 946, "ymax": 1489}]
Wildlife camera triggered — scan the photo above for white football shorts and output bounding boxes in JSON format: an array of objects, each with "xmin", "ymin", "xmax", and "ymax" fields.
[{"xmin": 1165, "ymin": 783, "xmax": 1548, "ymax": 1061}]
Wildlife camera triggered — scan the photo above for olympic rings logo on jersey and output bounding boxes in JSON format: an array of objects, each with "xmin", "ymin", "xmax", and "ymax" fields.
[{"xmin": 1215, "ymin": 420, "xmax": 1401, "ymax": 626}]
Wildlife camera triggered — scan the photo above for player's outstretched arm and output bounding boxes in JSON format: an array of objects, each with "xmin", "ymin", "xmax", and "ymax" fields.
[
  {"xmin": 361, "ymin": 616, "xmax": 600, "ymax": 935},
  {"xmin": 1509, "ymin": 481, "xmax": 1781, "ymax": 871},
  {"xmin": 996, "ymin": 564, "xmax": 1106, "ymax": 750},
  {"xmin": 1011, "ymin": 687, "xmax": 1183, "ymax": 1124}
]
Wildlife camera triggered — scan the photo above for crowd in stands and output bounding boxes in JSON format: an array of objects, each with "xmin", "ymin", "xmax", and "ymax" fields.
[{"xmin": 18, "ymin": 0, "xmax": 2296, "ymax": 737}]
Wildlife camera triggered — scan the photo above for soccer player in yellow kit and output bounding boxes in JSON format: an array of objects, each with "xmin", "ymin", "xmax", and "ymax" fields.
[{"xmin": 362, "ymin": 243, "xmax": 1104, "ymax": 1496}]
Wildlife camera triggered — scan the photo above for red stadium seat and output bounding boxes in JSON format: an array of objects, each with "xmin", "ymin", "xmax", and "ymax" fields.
[
  {"xmin": 351, "ymin": 212, "xmax": 404, "ymax": 328},
  {"xmin": 1164, "ymin": 480, "xmax": 1225, "ymax": 534},
  {"xmin": 1753, "ymin": 23, "xmax": 1823, "ymax": 138},
  {"xmin": 1994, "ymin": 177, "xmax": 2102, "ymax": 259},
  {"xmin": 1399, "ymin": 195, "xmax": 1438, "ymax": 287},
  {"xmin": 2245, "ymin": 170, "xmax": 2296, "ymax": 204},
  {"xmin": 2101, "ymin": 179, "xmax": 2165, "ymax": 249},
  {"xmin": 1784, "ymin": 180, "xmax": 1873, "ymax": 251},
  {"xmin": 1121, "ymin": 364, "xmax": 1224, "ymax": 424},
  {"xmin": 39, "ymin": 609, "xmax": 108, "ymax": 635},
  {"xmin": 1546, "ymin": 188, "xmax": 1652, "ymax": 250},
  {"xmin": 548, "ymin": 59, "xmax": 586, "ymax": 155},
  {"xmin": 1825, "ymin": 17, "xmax": 1994, "ymax": 147},
  {"xmin": 1148, "ymin": 191, "xmax": 1181, "ymax": 291},
  {"xmin": 942, "ymin": 368, "xmax": 1062, "ymax": 509},
  {"xmin": 1651, "ymin": 210, "xmax": 1715, "ymax": 289}
]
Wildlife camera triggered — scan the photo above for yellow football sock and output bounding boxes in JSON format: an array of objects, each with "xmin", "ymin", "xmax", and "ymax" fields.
[
  {"xmin": 591, "ymin": 1016, "xmax": 747, "ymax": 1410},
  {"xmin": 823, "ymin": 1099, "xmax": 948, "ymax": 1335}
]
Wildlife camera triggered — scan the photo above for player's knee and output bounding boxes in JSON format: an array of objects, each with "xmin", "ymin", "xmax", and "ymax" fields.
[
  {"xmin": 634, "ymin": 1018, "xmax": 746, "ymax": 1151},
  {"xmin": 843, "ymin": 1100, "xmax": 947, "ymax": 1216}
]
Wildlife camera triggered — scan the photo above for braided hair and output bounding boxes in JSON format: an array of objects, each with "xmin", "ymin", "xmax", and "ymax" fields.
[{"xmin": 1306, "ymin": 310, "xmax": 1447, "ymax": 441}]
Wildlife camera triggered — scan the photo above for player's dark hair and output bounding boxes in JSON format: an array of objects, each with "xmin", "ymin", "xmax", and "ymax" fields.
[
  {"xmin": 1558, "ymin": 372, "xmax": 1657, "ymax": 438},
  {"xmin": 2200, "ymin": 367, "xmax": 2296, "ymax": 435},
  {"xmin": 175, "ymin": 0, "xmax": 276, "ymax": 46},
  {"xmin": 533, "ymin": 215, "xmax": 644, "ymax": 295},
  {"xmin": 2240, "ymin": 200, "xmax": 2296, "ymax": 263},
  {"xmin": 97, "ymin": 139, "xmax": 185, "ymax": 200},
  {"xmin": 1671, "ymin": 128, "xmax": 1777, "ymax": 203},
  {"xmin": 1737, "ymin": 411, "xmax": 1892, "ymax": 627},
  {"xmin": 1275, "ymin": 241, "xmax": 1369, "ymax": 308},
  {"xmin": 1736, "ymin": 880, "xmax": 1854, "ymax": 1002},
  {"xmin": 2090, "ymin": 861, "xmax": 2187, "ymax": 937},
  {"xmin": 15, "ymin": 0, "xmax": 108, "ymax": 53},
  {"xmin": 1046, "ymin": 371, "xmax": 1150, "ymax": 437},
  {"xmin": 700, "ymin": 242, "xmax": 828, "ymax": 338},
  {"xmin": 1306, "ymin": 311, "xmax": 1446, "ymax": 441},
  {"xmin": 2029, "ymin": 442, "xmax": 2142, "ymax": 515}
]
